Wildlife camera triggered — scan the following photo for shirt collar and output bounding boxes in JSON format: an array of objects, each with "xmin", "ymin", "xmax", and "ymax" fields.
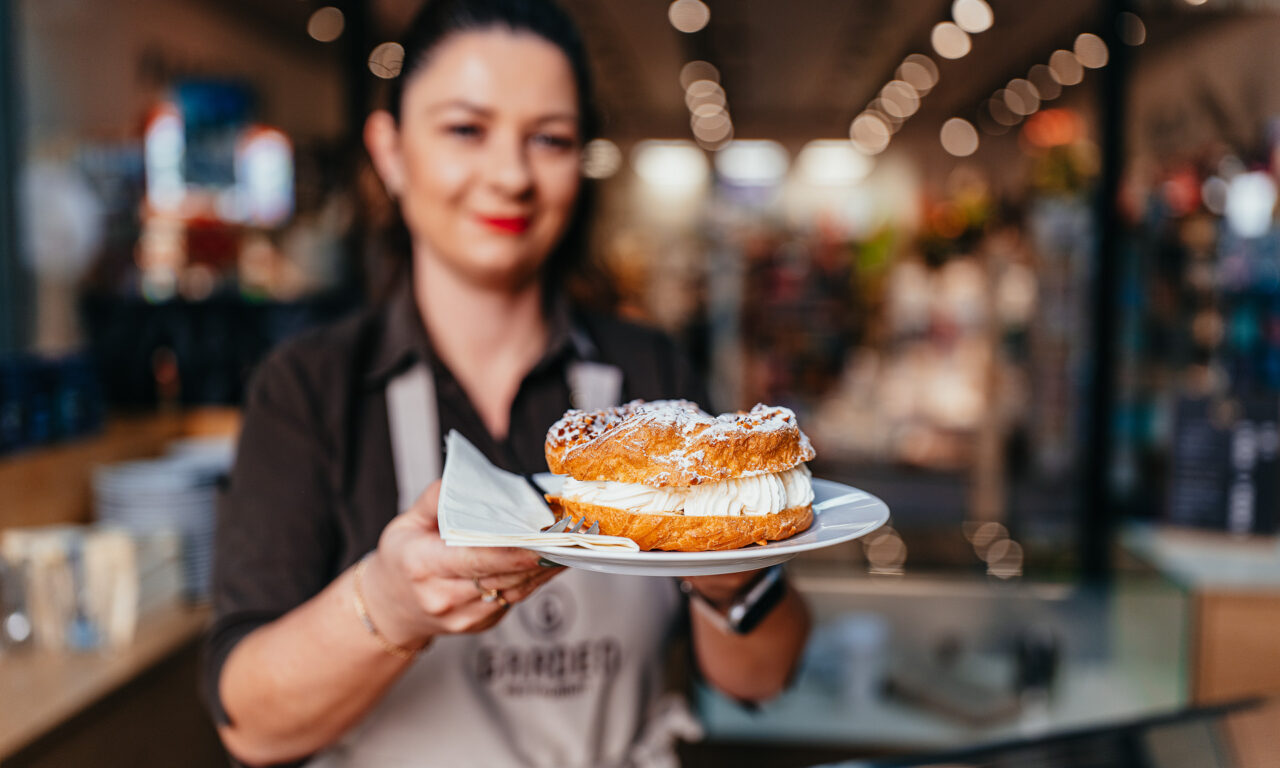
[{"xmin": 365, "ymin": 280, "xmax": 586, "ymax": 385}]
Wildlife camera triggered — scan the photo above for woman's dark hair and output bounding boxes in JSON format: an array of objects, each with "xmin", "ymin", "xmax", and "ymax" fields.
[
  {"xmin": 369, "ymin": 0, "xmax": 615, "ymax": 310},
  {"xmin": 389, "ymin": 0, "xmax": 598, "ymax": 141}
]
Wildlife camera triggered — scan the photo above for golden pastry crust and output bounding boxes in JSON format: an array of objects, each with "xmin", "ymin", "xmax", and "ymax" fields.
[
  {"xmin": 545, "ymin": 400, "xmax": 816, "ymax": 486},
  {"xmin": 548, "ymin": 496, "xmax": 813, "ymax": 551}
]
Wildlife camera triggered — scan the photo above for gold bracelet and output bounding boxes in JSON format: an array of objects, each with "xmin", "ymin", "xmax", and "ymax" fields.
[{"xmin": 352, "ymin": 556, "xmax": 421, "ymax": 661}]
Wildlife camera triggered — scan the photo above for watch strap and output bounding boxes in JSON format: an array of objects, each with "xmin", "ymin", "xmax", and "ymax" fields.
[{"xmin": 682, "ymin": 564, "xmax": 788, "ymax": 635}]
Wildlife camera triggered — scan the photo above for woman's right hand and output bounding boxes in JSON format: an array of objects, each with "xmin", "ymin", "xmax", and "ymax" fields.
[{"xmin": 360, "ymin": 480, "xmax": 562, "ymax": 650}]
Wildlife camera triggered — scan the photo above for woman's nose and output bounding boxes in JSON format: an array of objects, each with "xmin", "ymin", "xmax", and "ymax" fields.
[{"xmin": 484, "ymin": 134, "xmax": 534, "ymax": 197}]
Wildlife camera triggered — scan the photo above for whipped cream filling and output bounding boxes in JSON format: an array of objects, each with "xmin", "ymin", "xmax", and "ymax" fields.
[{"xmin": 560, "ymin": 464, "xmax": 813, "ymax": 517}]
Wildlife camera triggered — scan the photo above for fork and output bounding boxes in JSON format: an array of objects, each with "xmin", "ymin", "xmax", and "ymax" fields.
[{"xmin": 541, "ymin": 517, "xmax": 600, "ymax": 536}]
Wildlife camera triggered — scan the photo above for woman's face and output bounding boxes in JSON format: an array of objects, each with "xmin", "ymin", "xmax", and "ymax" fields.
[{"xmin": 379, "ymin": 29, "xmax": 583, "ymax": 290}]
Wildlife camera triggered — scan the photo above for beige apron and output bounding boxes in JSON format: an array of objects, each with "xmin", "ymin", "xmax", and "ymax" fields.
[{"xmin": 309, "ymin": 359, "xmax": 695, "ymax": 768}]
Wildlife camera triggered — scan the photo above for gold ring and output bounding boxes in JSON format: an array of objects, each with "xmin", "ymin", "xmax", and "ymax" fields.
[{"xmin": 475, "ymin": 577, "xmax": 507, "ymax": 606}]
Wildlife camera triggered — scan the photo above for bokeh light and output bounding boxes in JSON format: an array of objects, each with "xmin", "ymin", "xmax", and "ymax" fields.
[
  {"xmin": 1225, "ymin": 171, "xmax": 1278, "ymax": 238},
  {"xmin": 941, "ymin": 118, "xmax": 979, "ymax": 156},
  {"xmin": 931, "ymin": 22, "xmax": 972, "ymax": 59},
  {"xmin": 679, "ymin": 60, "xmax": 719, "ymax": 89},
  {"xmin": 1049, "ymin": 49, "xmax": 1084, "ymax": 86},
  {"xmin": 1202, "ymin": 176, "xmax": 1229, "ymax": 215},
  {"xmin": 668, "ymin": 0, "xmax": 711, "ymax": 33},
  {"xmin": 1022, "ymin": 109, "xmax": 1084, "ymax": 147},
  {"xmin": 691, "ymin": 109, "xmax": 732, "ymax": 139},
  {"xmin": 897, "ymin": 54, "xmax": 940, "ymax": 94},
  {"xmin": 864, "ymin": 528, "xmax": 907, "ymax": 574},
  {"xmin": 850, "ymin": 113, "xmax": 892, "ymax": 155},
  {"xmin": 307, "ymin": 7, "xmax": 345, "ymax": 42},
  {"xmin": 880, "ymin": 80, "xmax": 921, "ymax": 119},
  {"xmin": 368, "ymin": 42, "xmax": 405, "ymax": 79},
  {"xmin": 691, "ymin": 107, "xmax": 725, "ymax": 128},
  {"xmin": 985, "ymin": 538, "xmax": 1024, "ymax": 579},
  {"xmin": 692, "ymin": 118, "xmax": 733, "ymax": 148},
  {"xmin": 988, "ymin": 94, "xmax": 1020, "ymax": 126},
  {"xmin": 951, "ymin": 0, "xmax": 994, "ymax": 34},
  {"xmin": 967, "ymin": 521, "xmax": 1007, "ymax": 557},
  {"xmin": 684, "ymin": 79, "xmax": 725, "ymax": 110},
  {"xmin": 868, "ymin": 101, "xmax": 904, "ymax": 132},
  {"xmin": 1006, "ymin": 78, "xmax": 1041, "ymax": 115},
  {"xmin": 1074, "ymin": 33, "xmax": 1109, "ymax": 69},
  {"xmin": 1119, "ymin": 12, "xmax": 1147, "ymax": 46},
  {"xmin": 1028, "ymin": 64, "xmax": 1062, "ymax": 101},
  {"xmin": 582, "ymin": 138, "xmax": 622, "ymax": 179}
]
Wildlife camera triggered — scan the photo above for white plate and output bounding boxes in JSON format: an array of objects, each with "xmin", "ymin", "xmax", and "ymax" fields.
[{"xmin": 528, "ymin": 474, "xmax": 890, "ymax": 576}]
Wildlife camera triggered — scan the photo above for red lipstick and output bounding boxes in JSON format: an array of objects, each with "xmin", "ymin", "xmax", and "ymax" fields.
[{"xmin": 478, "ymin": 215, "xmax": 531, "ymax": 234}]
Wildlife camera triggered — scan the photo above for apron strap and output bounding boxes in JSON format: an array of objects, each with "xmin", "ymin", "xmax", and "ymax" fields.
[
  {"xmin": 387, "ymin": 362, "xmax": 439, "ymax": 512},
  {"xmin": 567, "ymin": 361, "xmax": 624, "ymax": 412},
  {"xmin": 387, "ymin": 357, "xmax": 623, "ymax": 512}
]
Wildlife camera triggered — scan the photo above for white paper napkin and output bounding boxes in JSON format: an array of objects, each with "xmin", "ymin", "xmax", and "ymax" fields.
[{"xmin": 437, "ymin": 430, "xmax": 640, "ymax": 551}]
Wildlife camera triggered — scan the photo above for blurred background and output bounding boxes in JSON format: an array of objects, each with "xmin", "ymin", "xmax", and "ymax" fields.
[{"xmin": 2, "ymin": 0, "xmax": 1280, "ymax": 766}]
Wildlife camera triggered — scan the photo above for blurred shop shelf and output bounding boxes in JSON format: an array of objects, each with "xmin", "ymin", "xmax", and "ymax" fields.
[{"xmin": 0, "ymin": 408, "xmax": 239, "ymax": 530}]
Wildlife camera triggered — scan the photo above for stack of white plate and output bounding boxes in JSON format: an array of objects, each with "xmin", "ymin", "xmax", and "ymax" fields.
[{"xmin": 94, "ymin": 439, "xmax": 234, "ymax": 601}]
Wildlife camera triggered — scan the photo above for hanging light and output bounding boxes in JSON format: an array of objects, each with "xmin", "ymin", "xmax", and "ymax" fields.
[
  {"xmin": 796, "ymin": 140, "xmax": 873, "ymax": 185},
  {"xmin": 632, "ymin": 140, "xmax": 709, "ymax": 188},
  {"xmin": 715, "ymin": 140, "xmax": 789, "ymax": 186}
]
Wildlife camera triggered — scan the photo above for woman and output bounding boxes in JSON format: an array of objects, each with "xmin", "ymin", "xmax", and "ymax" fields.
[{"xmin": 204, "ymin": 1, "xmax": 809, "ymax": 766}]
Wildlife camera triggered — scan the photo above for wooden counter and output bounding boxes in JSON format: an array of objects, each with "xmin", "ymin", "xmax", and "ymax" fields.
[{"xmin": 0, "ymin": 602, "xmax": 218, "ymax": 764}]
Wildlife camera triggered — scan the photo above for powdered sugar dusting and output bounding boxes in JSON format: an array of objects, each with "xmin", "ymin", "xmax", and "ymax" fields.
[
  {"xmin": 547, "ymin": 399, "xmax": 812, "ymax": 485},
  {"xmin": 547, "ymin": 399, "xmax": 705, "ymax": 446}
]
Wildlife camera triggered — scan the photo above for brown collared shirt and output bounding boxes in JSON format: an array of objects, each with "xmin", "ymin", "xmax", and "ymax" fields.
[{"xmin": 204, "ymin": 285, "xmax": 707, "ymax": 738}]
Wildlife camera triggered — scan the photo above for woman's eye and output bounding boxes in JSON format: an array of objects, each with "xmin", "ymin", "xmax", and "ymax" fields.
[
  {"xmin": 447, "ymin": 124, "xmax": 482, "ymax": 139},
  {"xmin": 533, "ymin": 133, "xmax": 577, "ymax": 151}
]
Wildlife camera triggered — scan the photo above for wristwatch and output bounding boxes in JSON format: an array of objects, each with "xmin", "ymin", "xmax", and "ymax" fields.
[{"xmin": 680, "ymin": 564, "xmax": 788, "ymax": 635}]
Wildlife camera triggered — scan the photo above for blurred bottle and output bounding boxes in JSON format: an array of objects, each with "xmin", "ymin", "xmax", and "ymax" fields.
[{"xmin": 0, "ymin": 557, "xmax": 34, "ymax": 655}]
